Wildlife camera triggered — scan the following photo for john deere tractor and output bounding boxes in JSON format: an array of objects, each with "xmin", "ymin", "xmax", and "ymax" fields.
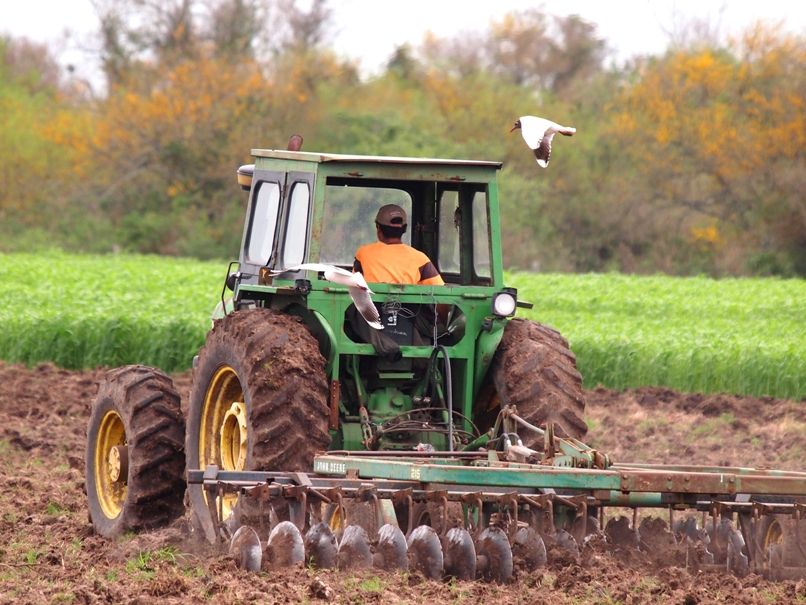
[{"xmin": 86, "ymin": 147, "xmax": 587, "ymax": 539}]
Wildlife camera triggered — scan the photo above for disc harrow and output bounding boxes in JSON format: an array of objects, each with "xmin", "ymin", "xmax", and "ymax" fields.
[{"xmin": 186, "ymin": 407, "xmax": 806, "ymax": 582}]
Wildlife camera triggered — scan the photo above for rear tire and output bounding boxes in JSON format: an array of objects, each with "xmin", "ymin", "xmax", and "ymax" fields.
[
  {"xmin": 86, "ymin": 365, "xmax": 186, "ymax": 538},
  {"xmin": 482, "ymin": 318, "xmax": 587, "ymax": 442},
  {"xmin": 185, "ymin": 309, "xmax": 330, "ymax": 541},
  {"xmin": 755, "ymin": 514, "xmax": 806, "ymax": 571}
]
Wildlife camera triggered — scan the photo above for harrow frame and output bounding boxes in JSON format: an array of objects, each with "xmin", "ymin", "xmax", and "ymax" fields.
[{"xmin": 187, "ymin": 436, "xmax": 806, "ymax": 580}]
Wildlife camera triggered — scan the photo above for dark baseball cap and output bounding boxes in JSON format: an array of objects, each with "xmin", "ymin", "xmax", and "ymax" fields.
[{"xmin": 375, "ymin": 204, "xmax": 407, "ymax": 227}]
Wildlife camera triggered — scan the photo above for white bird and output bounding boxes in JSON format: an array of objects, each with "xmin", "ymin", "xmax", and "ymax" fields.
[
  {"xmin": 274, "ymin": 263, "xmax": 383, "ymax": 330},
  {"xmin": 511, "ymin": 115, "xmax": 576, "ymax": 168}
]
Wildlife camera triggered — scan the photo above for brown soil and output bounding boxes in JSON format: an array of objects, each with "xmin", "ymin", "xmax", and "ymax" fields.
[{"xmin": 0, "ymin": 361, "xmax": 804, "ymax": 604}]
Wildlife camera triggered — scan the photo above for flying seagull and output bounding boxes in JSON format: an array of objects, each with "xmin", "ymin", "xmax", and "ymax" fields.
[
  {"xmin": 274, "ymin": 263, "xmax": 383, "ymax": 330},
  {"xmin": 511, "ymin": 115, "xmax": 576, "ymax": 168}
]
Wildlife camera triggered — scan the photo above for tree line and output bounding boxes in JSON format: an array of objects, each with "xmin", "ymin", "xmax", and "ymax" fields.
[{"xmin": 1, "ymin": 0, "xmax": 803, "ymax": 276}]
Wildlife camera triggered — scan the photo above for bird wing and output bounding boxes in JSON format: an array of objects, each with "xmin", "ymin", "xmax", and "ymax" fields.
[
  {"xmin": 349, "ymin": 285, "xmax": 383, "ymax": 330},
  {"xmin": 272, "ymin": 263, "xmax": 383, "ymax": 330},
  {"xmin": 518, "ymin": 115, "xmax": 576, "ymax": 167},
  {"xmin": 518, "ymin": 115, "xmax": 552, "ymax": 149},
  {"xmin": 276, "ymin": 263, "xmax": 353, "ymax": 284},
  {"xmin": 533, "ymin": 133, "xmax": 553, "ymax": 168},
  {"xmin": 273, "ymin": 262, "xmax": 333, "ymax": 275}
]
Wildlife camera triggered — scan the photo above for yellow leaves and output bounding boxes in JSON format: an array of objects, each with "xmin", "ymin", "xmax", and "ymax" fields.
[
  {"xmin": 612, "ymin": 36, "xmax": 804, "ymax": 175},
  {"xmin": 611, "ymin": 112, "xmax": 637, "ymax": 134},
  {"xmin": 655, "ymin": 124, "xmax": 672, "ymax": 145},
  {"xmin": 690, "ymin": 225, "xmax": 723, "ymax": 247},
  {"xmin": 423, "ymin": 68, "xmax": 464, "ymax": 117},
  {"xmin": 93, "ymin": 54, "xmax": 269, "ymax": 153},
  {"xmin": 166, "ymin": 183, "xmax": 185, "ymax": 198},
  {"xmin": 672, "ymin": 51, "xmax": 731, "ymax": 94}
]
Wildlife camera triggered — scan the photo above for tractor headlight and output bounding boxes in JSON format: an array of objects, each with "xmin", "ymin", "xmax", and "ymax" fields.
[{"xmin": 492, "ymin": 289, "xmax": 517, "ymax": 317}]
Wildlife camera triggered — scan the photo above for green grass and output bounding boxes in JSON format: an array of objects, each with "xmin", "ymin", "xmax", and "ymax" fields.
[
  {"xmin": 45, "ymin": 502, "xmax": 67, "ymax": 516},
  {"xmin": 125, "ymin": 546, "xmax": 181, "ymax": 578},
  {"xmin": 0, "ymin": 251, "xmax": 222, "ymax": 372},
  {"xmin": 0, "ymin": 252, "xmax": 803, "ymax": 398},
  {"xmin": 509, "ymin": 271, "xmax": 806, "ymax": 399}
]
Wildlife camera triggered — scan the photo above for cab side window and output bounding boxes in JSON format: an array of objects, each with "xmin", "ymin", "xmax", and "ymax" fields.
[
  {"xmin": 245, "ymin": 181, "xmax": 281, "ymax": 265},
  {"xmin": 472, "ymin": 191, "xmax": 491, "ymax": 280},
  {"xmin": 283, "ymin": 181, "xmax": 310, "ymax": 267},
  {"xmin": 437, "ymin": 190, "xmax": 460, "ymax": 275}
]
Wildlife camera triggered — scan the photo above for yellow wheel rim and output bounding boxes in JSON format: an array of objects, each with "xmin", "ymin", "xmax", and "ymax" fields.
[
  {"xmin": 221, "ymin": 401, "xmax": 248, "ymax": 471},
  {"xmin": 329, "ymin": 503, "xmax": 346, "ymax": 532},
  {"xmin": 95, "ymin": 410, "xmax": 127, "ymax": 519},
  {"xmin": 200, "ymin": 365, "xmax": 246, "ymax": 519},
  {"xmin": 763, "ymin": 519, "xmax": 784, "ymax": 552}
]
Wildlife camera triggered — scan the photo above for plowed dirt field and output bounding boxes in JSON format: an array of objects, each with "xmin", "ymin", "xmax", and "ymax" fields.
[{"xmin": 0, "ymin": 362, "xmax": 804, "ymax": 604}]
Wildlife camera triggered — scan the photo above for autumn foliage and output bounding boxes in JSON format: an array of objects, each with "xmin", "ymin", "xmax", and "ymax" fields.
[{"xmin": 0, "ymin": 4, "xmax": 803, "ymax": 276}]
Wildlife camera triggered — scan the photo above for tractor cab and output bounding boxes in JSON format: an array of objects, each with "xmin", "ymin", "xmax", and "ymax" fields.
[
  {"xmin": 227, "ymin": 149, "xmax": 519, "ymax": 451},
  {"xmin": 233, "ymin": 150, "xmax": 505, "ymax": 287}
]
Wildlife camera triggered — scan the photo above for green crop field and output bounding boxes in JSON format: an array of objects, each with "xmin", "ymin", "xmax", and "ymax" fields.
[
  {"xmin": 1, "ymin": 252, "xmax": 804, "ymax": 398},
  {"xmin": 0, "ymin": 252, "xmax": 222, "ymax": 373},
  {"xmin": 508, "ymin": 272, "xmax": 805, "ymax": 399}
]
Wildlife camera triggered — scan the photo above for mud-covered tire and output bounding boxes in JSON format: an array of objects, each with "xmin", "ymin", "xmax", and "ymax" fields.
[
  {"xmin": 185, "ymin": 309, "xmax": 330, "ymax": 540},
  {"xmin": 754, "ymin": 514, "xmax": 806, "ymax": 570},
  {"xmin": 86, "ymin": 365, "xmax": 186, "ymax": 538},
  {"xmin": 484, "ymin": 318, "xmax": 587, "ymax": 442}
]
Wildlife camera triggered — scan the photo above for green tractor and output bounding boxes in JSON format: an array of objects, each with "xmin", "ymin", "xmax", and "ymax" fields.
[{"xmin": 86, "ymin": 146, "xmax": 587, "ymax": 539}]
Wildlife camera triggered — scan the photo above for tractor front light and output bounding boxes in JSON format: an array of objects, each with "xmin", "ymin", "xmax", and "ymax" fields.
[{"xmin": 492, "ymin": 289, "xmax": 517, "ymax": 317}]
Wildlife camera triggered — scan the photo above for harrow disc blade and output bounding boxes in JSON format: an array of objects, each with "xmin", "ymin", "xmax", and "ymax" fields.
[
  {"xmin": 442, "ymin": 527, "xmax": 476, "ymax": 580},
  {"xmin": 726, "ymin": 529, "xmax": 749, "ymax": 577},
  {"xmin": 705, "ymin": 517, "xmax": 749, "ymax": 575},
  {"xmin": 571, "ymin": 514, "xmax": 601, "ymax": 545},
  {"xmin": 512, "ymin": 526, "xmax": 546, "ymax": 572},
  {"xmin": 673, "ymin": 516, "xmax": 715, "ymax": 565},
  {"xmin": 266, "ymin": 521, "xmax": 305, "ymax": 568},
  {"xmin": 475, "ymin": 526, "xmax": 513, "ymax": 584},
  {"xmin": 337, "ymin": 525, "xmax": 373, "ymax": 570},
  {"xmin": 545, "ymin": 528, "xmax": 580, "ymax": 564},
  {"xmin": 374, "ymin": 524, "xmax": 408, "ymax": 571},
  {"xmin": 304, "ymin": 522, "xmax": 338, "ymax": 569},
  {"xmin": 229, "ymin": 525, "xmax": 262, "ymax": 572},
  {"xmin": 638, "ymin": 516, "xmax": 678, "ymax": 565},
  {"xmin": 407, "ymin": 525, "xmax": 444, "ymax": 580},
  {"xmin": 673, "ymin": 516, "xmax": 709, "ymax": 545},
  {"xmin": 606, "ymin": 515, "xmax": 640, "ymax": 549}
]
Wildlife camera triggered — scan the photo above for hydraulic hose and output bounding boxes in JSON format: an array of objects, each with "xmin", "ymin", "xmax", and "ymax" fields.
[{"xmin": 437, "ymin": 345, "xmax": 453, "ymax": 452}]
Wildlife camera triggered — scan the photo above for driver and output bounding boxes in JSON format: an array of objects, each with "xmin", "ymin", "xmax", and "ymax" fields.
[{"xmin": 353, "ymin": 204, "xmax": 444, "ymax": 286}]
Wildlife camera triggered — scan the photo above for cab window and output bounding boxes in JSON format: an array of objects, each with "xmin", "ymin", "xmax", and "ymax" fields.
[
  {"xmin": 320, "ymin": 183, "xmax": 412, "ymax": 266},
  {"xmin": 245, "ymin": 181, "xmax": 280, "ymax": 265},
  {"xmin": 283, "ymin": 181, "xmax": 310, "ymax": 267},
  {"xmin": 472, "ymin": 191, "xmax": 491, "ymax": 279},
  {"xmin": 437, "ymin": 190, "xmax": 460, "ymax": 275}
]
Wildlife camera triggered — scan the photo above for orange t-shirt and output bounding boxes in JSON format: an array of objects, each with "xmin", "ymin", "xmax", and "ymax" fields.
[{"xmin": 354, "ymin": 241, "xmax": 444, "ymax": 286}]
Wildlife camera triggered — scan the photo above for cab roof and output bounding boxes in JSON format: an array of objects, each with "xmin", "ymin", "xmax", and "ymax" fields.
[{"xmin": 251, "ymin": 149, "xmax": 503, "ymax": 169}]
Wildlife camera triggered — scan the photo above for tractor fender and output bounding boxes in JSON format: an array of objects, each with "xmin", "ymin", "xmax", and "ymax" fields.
[{"xmin": 472, "ymin": 317, "xmax": 507, "ymax": 395}]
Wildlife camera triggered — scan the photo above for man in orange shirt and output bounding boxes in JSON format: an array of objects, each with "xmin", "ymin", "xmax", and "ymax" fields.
[
  {"xmin": 351, "ymin": 204, "xmax": 447, "ymax": 354},
  {"xmin": 353, "ymin": 204, "xmax": 444, "ymax": 286}
]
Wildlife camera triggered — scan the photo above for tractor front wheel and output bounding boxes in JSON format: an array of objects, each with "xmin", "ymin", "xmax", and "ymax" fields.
[
  {"xmin": 482, "ymin": 318, "xmax": 587, "ymax": 443},
  {"xmin": 185, "ymin": 309, "xmax": 330, "ymax": 542},
  {"xmin": 86, "ymin": 365, "xmax": 186, "ymax": 538},
  {"xmin": 754, "ymin": 513, "xmax": 806, "ymax": 575}
]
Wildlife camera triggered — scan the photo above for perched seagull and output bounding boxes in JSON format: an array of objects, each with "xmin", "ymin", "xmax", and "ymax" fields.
[
  {"xmin": 274, "ymin": 263, "xmax": 383, "ymax": 330},
  {"xmin": 511, "ymin": 115, "xmax": 576, "ymax": 168}
]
